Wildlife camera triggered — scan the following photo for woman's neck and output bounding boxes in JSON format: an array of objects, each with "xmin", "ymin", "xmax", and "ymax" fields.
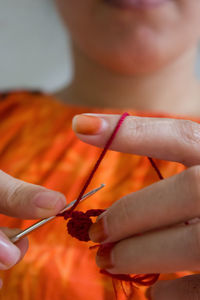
[{"xmin": 55, "ymin": 45, "xmax": 200, "ymax": 116}]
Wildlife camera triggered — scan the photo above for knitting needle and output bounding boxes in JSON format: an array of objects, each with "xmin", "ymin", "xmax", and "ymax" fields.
[{"xmin": 10, "ymin": 184, "xmax": 105, "ymax": 243}]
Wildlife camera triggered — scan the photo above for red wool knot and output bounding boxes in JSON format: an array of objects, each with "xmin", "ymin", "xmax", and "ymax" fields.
[
  {"xmin": 67, "ymin": 211, "xmax": 92, "ymax": 241},
  {"xmin": 60, "ymin": 209, "xmax": 105, "ymax": 242}
]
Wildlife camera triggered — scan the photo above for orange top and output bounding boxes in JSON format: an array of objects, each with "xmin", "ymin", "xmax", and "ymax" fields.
[{"xmin": 0, "ymin": 91, "xmax": 197, "ymax": 300}]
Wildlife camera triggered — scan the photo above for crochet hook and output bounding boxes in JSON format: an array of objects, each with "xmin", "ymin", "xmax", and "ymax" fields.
[{"xmin": 10, "ymin": 184, "xmax": 105, "ymax": 243}]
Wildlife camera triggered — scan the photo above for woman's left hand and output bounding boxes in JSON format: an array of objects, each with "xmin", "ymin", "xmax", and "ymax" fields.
[{"xmin": 72, "ymin": 113, "xmax": 200, "ymax": 300}]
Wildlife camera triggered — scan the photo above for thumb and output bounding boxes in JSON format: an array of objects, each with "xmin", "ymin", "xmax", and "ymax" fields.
[{"xmin": 0, "ymin": 170, "xmax": 66, "ymax": 219}]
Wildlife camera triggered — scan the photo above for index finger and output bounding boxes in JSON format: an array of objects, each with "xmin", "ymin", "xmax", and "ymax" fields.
[
  {"xmin": 0, "ymin": 171, "xmax": 66, "ymax": 219},
  {"xmin": 73, "ymin": 114, "xmax": 200, "ymax": 166}
]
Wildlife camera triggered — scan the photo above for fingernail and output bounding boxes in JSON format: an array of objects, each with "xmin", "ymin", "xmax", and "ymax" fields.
[
  {"xmin": 0, "ymin": 232, "xmax": 20, "ymax": 270},
  {"xmin": 72, "ymin": 114, "xmax": 107, "ymax": 135},
  {"xmin": 89, "ymin": 217, "xmax": 108, "ymax": 243},
  {"xmin": 33, "ymin": 191, "xmax": 66, "ymax": 211},
  {"xmin": 96, "ymin": 243, "xmax": 115, "ymax": 269}
]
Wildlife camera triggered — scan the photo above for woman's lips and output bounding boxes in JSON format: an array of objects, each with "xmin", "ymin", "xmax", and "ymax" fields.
[{"xmin": 105, "ymin": 0, "xmax": 170, "ymax": 9}]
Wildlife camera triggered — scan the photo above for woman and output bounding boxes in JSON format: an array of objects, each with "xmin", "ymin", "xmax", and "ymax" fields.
[{"xmin": 0, "ymin": 0, "xmax": 200, "ymax": 299}]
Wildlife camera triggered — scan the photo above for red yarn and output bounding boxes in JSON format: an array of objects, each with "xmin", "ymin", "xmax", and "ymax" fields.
[
  {"xmin": 68, "ymin": 112, "xmax": 130, "ymax": 214},
  {"xmin": 147, "ymin": 157, "xmax": 163, "ymax": 180},
  {"xmin": 59, "ymin": 112, "xmax": 163, "ymax": 298},
  {"xmin": 62, "ymin": 209, "xmax": 105, "ymax": 242},
  {"xmin": 59, "ymin": 113, "xmax": 129, "ymax": 241},
  {"xmin": 100, "ymin": 270, "xmax": 160, "ymax": 286},
  {"xmin": 67, "ymin": 211, "xmax": 92, "ymax": 241}
]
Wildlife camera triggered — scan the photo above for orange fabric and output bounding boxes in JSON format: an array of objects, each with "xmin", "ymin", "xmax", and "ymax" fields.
[{"xmin": 0, "ymin": 91, "xmax": 197, "ymax": 299}]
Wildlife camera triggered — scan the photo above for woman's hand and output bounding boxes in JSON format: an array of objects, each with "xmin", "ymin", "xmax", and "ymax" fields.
[
  {"xmin": 0, "ymin": 171, "xmax": 66, "ymax": 287},
  {"xmin": 73, "ymin": 113, "xmax": 200, "ymax": 300}
]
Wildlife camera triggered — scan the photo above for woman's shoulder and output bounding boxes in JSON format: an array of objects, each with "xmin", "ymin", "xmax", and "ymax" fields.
[
  {"xmin": 0, "ymin": 89, "xmax": 77, "ymax": 118},
  {"xmin": 0, "ymin": 89, "xmax": 94, "ymax": 118},
  {"xmin": 0, "ymin": 89, "xmax": 43, "ymax": 102}
]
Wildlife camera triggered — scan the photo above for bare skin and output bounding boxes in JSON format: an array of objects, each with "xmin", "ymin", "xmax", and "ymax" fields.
[
  {"xmin": 56, "ymin": 45, "xmax": 200, "ymax": 116},
  {"xmin": 73, "ymin": 114, "xmax": 200, "ymax": 300},
  {"xmin": 0, "ymin": 171, "xmax": 66, "ymax": 287},
  {"xmin": 55, "ymin": 0, "xmax": 200, "ymax": 299},
  {"xmin": 1, "ymin": 1, "xmax": 200, "ymax": 299},
  {"xmin": 54, "ymin": 0, "xmax": 200, "ymax": 116}
]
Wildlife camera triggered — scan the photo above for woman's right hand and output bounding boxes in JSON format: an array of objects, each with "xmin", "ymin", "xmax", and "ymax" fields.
[
  {"xmin": 0, "ymin": 170, "xmax": 66, "ymax": 287},
  {"xmin": 73, "ymin": 113, "xmax": 200, "ymax": 300}
]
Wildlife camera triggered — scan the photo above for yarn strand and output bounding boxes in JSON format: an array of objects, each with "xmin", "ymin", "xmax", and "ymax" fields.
[
  {"xmin": 147, "ymin": 157, "xmax": 163, "ymax": 180},
  {"xmin": 67, "ymin": 112, "xmax": 130, "ymax": 214}
]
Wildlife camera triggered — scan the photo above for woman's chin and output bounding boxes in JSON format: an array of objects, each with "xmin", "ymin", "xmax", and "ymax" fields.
[
  {"xmin": 81, "ymin": 26, "xmax": 175, "ymax": 75},
  {"xmin": 87, "ymin": 46, "xmax": 170, "ymax": 76}
]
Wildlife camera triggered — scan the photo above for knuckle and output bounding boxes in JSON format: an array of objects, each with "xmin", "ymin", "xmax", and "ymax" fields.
[
  {"xmin": 107, "ymin": 196, "xmax": 132, "ymax": 237},
  {"xmin": 6, "ymin": 180, "xmax": 26, "ymax": 210},
  {"xmin": 118, "ymin": 196, "xmax": 132, "ymax": 223},
  {"xmin": 125, "ymin": 117, "xmax": 148, "ymax": 145},
  {"xmin": 133, "ymin": 117, "xmax": 150, "ymax": 141},
  {"xmin": 153, "ymin": 276, "xmax": 200, "ymax": 300},
  {"xmin": 184, "ymin": 166, "xmax": 200, "ymax": 212},
  {"xmin": 176, "ymin": 120, "xmax": 200, "ymax": 146},
  {"xmin": 180, "ymin": 275, "xmax": 200, "ymax": 300},
  {"xmin": 191, "ymin": 224, "xmax": 200, "ymax": 267}
]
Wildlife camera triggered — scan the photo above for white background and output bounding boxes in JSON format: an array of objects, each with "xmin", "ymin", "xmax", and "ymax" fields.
[
  {"xmin": 0, "ymin": 0, "xmax": 72, "ymax": 92},
  {"xmin": 0, "ymin": 0, "xmax": 199, "ymax": 92}
]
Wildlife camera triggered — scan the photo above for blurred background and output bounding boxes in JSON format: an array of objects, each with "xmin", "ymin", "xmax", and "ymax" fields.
[
  {"xmin": 0, "ymin": 0, "xmax": 72, "ymax": 92},
  {"xmin": 0, "ymin": 0, "xmax": 199, "ymax": 93}
]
